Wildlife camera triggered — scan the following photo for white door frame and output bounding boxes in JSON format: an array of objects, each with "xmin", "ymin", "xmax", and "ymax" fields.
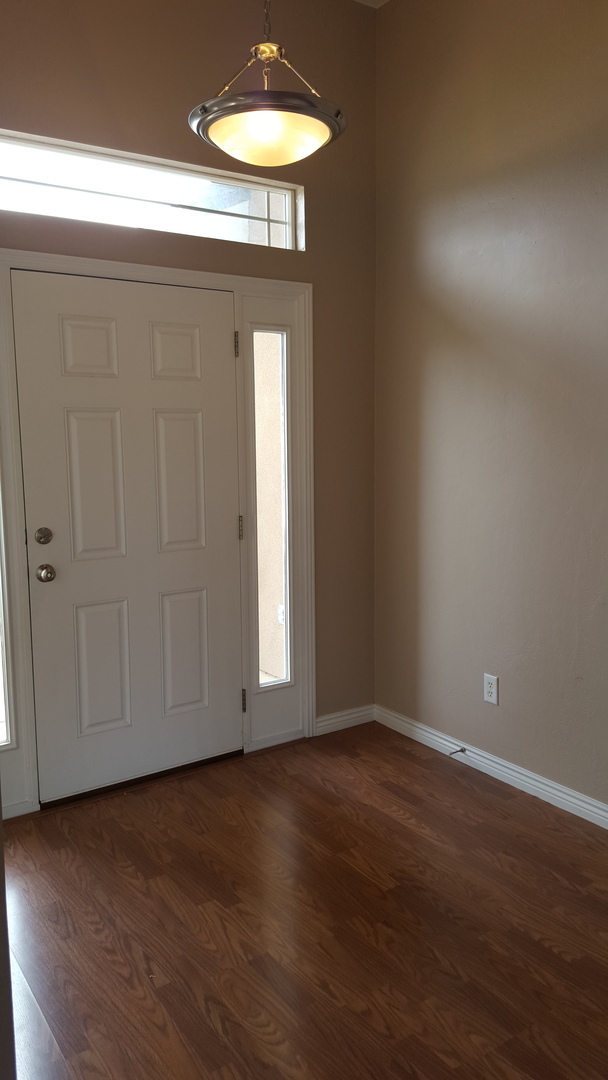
[{"xmin": 0, "ymin": 248, "xmax": 315, "ymax": 818}]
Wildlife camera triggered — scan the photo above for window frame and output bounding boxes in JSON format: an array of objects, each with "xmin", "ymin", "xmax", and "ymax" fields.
[{"xmin": 0, "ymin": 128, "xmax": 305, "ymax": 251}]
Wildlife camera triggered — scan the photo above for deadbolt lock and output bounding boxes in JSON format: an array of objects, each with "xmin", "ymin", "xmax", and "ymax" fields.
[{"xmin": 35, "ymin": 527, "xmax": 53, "ymax": 545}]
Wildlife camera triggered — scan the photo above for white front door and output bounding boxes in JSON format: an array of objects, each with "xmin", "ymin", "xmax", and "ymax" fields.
[{"xmin": 11, "ymin": 270, "xmax": 243, "ymax": 802}]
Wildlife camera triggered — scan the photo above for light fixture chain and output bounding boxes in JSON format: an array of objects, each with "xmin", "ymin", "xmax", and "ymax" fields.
[{"xmin": 264, "ymin": 0, "xmax": 271, "ymax": 42}]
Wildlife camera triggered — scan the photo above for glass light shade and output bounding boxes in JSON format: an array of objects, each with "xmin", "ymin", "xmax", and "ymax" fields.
[
  {"xmin": 189, "ymin": 91, "xmax": 347, "ymax": 168},
  {"xmin": 207, "ymin": 110, "xmax": 331, "ymax": 167}
]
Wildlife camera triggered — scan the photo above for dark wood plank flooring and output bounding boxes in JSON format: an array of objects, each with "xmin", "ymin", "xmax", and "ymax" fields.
[{"xmin": 4, "ymin": 722, "xmax": 608, "ymax": 1079}]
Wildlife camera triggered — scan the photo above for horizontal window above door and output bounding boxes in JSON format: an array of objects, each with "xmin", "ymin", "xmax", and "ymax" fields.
[{"xmin": 0, "ymin": 129, "xmax": 304, "ymax": 250}]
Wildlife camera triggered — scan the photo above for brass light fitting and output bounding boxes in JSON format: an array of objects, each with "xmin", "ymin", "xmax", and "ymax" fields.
[{"xmin": 188, "ymin": 3, "xmax": 347, "ymax": 168}]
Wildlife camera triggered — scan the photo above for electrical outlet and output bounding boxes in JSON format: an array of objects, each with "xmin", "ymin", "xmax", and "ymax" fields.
[{"xmin": 484, "ymin": 673, "xmax": 498, "ymax": 705}]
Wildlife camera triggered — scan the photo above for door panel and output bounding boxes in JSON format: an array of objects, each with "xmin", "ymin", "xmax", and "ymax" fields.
[
  {"xmin": 65, "ymin": 407, "xmax": 127, "ymax": 559},
  {"xmin": 11, "ymin": 270, "xmax": 242, "ymax": 801}
]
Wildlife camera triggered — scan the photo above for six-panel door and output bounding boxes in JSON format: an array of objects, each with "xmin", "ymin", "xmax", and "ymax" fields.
[{"xmin": 12, "ymin": 270, "xmax": 242, "ymax": 801}]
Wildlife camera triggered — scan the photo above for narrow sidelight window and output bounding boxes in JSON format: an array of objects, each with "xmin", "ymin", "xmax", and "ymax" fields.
[
  {"xmin": 253, "ymin": 331, "xmax": 289, "ymax": 686},
  {"xmin": 0, "ymin": 583, "xmax": 8, "ymax": 745}
]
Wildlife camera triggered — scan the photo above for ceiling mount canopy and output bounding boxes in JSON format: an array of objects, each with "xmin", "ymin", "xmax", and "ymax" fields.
[{"xmin": 188, "ymin": 1, "xmax": 347, "ymax": 168}]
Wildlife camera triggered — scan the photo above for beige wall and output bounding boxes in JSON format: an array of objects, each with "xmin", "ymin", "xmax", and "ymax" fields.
[
  {"xmin": 0, "ymin": 0, "xmax": 376, "ymax": 717},
  {"xmin": 376, "ymin": 0, "xmax": 608, "ymax": 801}
]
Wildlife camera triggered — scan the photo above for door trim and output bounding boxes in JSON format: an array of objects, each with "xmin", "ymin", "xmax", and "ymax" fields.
[{"xmin": 0, "ymin": 249, "xmax": 314, "ymax": 818}]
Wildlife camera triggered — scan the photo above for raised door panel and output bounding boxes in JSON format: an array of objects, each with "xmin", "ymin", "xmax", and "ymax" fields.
[
  {"xmin": 160, "ymin": 589, "xmax": 209, "ymax": 717},
  {"xmin": 65, "ymin": 408, "xmax": 127, "ymax": 560},
  {"xmin": 60, "ymin": 315, "xmax": 119, "ymax": 378},
  {"xmin": 151, "ymin": 323, "xmax": 202, "ymax": 380},
  {"xmin": 154, "ymin": 410, "xmax": 206, "ymax": 552},
  {"xmin": 75, "ymin": 599, "xmax": 131, "ymax": 735}
]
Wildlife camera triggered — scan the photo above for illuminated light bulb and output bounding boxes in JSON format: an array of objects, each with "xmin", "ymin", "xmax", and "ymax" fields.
[
  {"xmin": 245, "ymin": 110, "xmax": 286, "ymax": 143},
  {"xmin": 207, "ymin": 108, "xmax": 332, "ymax": 167}
]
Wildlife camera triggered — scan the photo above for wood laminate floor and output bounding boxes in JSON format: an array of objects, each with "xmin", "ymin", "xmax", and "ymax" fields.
[{"xmin": 4, "ymin": 722, "xmax": 608, "ymax": 1079}]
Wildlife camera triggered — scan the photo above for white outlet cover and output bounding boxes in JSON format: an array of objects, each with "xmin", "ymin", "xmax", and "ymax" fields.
[{"xmin": 484, "ymin": 674, "xmax": 499, "ymax": 705}]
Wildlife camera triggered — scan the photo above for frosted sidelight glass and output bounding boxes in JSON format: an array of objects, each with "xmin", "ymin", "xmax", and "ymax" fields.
[
  {"xmin": 0, "ymin": 598, "xmax": 8, "ymax": 745},
  {"xmin": 253, "ymin": 331, "xmax": 289, "ymax": 686}
]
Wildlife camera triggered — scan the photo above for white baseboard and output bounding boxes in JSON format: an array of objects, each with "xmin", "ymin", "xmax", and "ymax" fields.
[
  {"xmin": 374, "ymin": 705, "xmax": 608, "ymax": 831},
  {"xmin": 9, "ymin": 707, "xmax": 606, "ymax": 832},
  {"xmin": 314, "ymin": 705, "xmax": 375, "ymax": 736},
  {"xmin": 2, "ymin": 798, "xmax": 39, "ymax": 821}
]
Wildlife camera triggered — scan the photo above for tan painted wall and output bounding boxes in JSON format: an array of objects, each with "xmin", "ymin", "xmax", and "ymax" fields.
[
  {"xmin": 0, "ymin": 0, "xmax": 376, "ymax": 717},
  {"xmin": 375, "ymin": 0, "xmax": 608, "ymax": 801}
]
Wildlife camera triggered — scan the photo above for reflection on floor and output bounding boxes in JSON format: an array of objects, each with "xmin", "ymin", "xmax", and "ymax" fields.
[{"xmin": 10, "ymin": 954, "xmax": 70, "ymax": 1080}]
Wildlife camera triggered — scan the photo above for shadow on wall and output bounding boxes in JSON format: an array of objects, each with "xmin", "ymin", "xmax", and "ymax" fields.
[{"xmin": 375, "ymin": 0, "xmax": 608, "ymax": 802}]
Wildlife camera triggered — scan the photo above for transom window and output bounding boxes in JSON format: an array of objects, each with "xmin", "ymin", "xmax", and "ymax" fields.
[{"xmin": 0, "ymin": 129, "xmax": 302, "ymax": 250}]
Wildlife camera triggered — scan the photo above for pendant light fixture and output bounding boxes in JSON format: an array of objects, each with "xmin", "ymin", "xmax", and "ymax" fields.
[{"xmin": 188, "ymin": 0, "xmax": 347, "ymax": 168}]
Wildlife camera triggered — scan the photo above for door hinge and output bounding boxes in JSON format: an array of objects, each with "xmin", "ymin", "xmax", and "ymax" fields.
[
  {"xmin": 238, "ymin": 514, "xmax": 244, "ymax": 540},
  {"xmin": 234, "ymin": 330, "xmax": 240, "ymax": 357},
  {"xmin": 242, "ymin": 688, "xmax": 247, "ymax": 712}
]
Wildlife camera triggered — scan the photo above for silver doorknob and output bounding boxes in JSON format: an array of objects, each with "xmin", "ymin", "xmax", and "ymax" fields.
[{"xmin": 36, "ymin": 564, "xmax": 56, "ymax": 582}]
